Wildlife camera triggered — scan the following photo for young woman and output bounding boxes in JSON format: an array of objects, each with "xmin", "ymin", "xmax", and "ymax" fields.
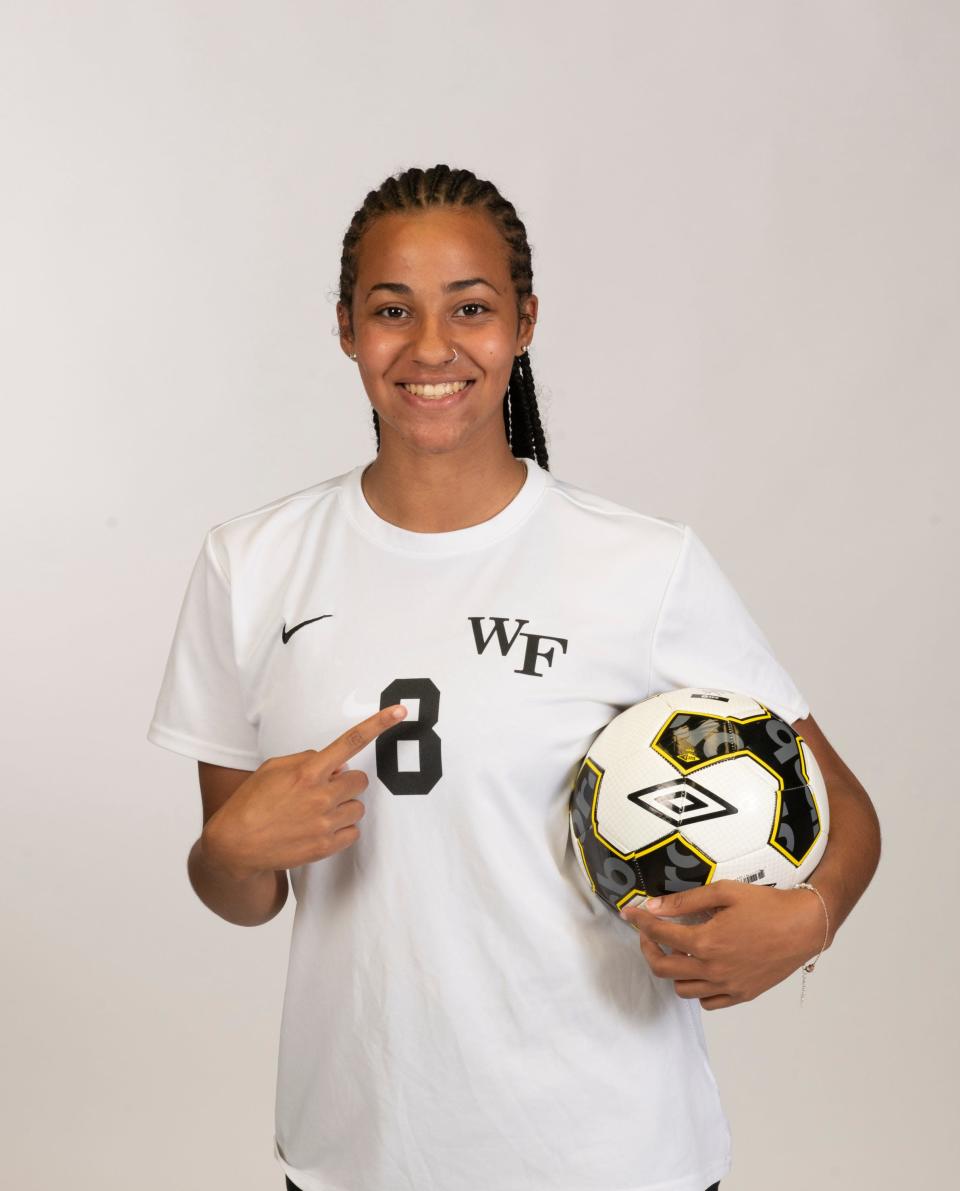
[{"xmin": 148, "ymin": 164, "xmax": 880, "ymax": 1191}]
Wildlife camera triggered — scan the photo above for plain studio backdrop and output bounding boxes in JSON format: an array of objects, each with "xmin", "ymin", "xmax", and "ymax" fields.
[{"xmin": 2, "ymin": 3, "xmax": 957, "ymax": 1188}]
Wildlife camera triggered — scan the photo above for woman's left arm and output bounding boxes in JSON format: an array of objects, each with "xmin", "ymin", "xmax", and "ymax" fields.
[{"xmin": 620, "ymin": 713, "xmax": 882, "ymax": 1009}]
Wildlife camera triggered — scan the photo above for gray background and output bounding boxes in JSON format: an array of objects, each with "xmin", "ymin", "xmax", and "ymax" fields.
[{"xmin": 2, "ymin": 2, "xmax": 957, "ymax": 1187}]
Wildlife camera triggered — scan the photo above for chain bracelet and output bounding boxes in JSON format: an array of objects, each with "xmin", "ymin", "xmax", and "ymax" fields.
[{"xmin": 794, "ymin": 881, "xmax": 830, "ymax": 1007}]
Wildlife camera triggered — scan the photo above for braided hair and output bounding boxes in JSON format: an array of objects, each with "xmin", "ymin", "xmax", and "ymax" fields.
[{"xmin": 336, "ymin": 164, "xmax": 549, "ymax": 470}]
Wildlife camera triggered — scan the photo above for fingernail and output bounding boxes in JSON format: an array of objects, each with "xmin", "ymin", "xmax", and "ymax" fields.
[
  {"xmin": 646, "ymin": 897, "xmax": 662, "ymax": 910},
  {"xmin": 391, "ymin": 705, "xmax": 407, "ymax": 720}
]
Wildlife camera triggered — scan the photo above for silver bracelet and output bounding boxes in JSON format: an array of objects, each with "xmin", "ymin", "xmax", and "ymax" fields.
[{"xmin": 794, "ymin": 881, "xmax": 830, "ymax": 1007}]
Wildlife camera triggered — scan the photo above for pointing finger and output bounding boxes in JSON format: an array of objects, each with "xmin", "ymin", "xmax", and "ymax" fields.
[{"xmin": 319, "ymin": 704, "xmax": 408, "ymax": 774}]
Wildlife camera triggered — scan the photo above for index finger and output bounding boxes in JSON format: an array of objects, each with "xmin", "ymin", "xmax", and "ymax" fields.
[
  {"xmin": 317, "ymin": 703, "xmax": 408, "ymax": 773},
  {"xmin": 627, "ymin": 912, "xmax": 707, "ymax": 957}
]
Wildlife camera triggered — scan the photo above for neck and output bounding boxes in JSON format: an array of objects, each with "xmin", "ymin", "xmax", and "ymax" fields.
[{"xmin": 360, "ymin": 440, "xmax": 528, "ymax": 534}]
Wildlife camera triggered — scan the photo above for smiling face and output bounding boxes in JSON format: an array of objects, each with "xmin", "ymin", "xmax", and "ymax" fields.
[{"xmin": 337, "ymin": 205, "xmax": 537, "ymax": 458}]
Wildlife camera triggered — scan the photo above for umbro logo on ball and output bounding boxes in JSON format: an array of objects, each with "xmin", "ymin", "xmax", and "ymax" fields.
[{"xmin": 627, "ymin": 777, "xmax": 739, "ymax": 827}]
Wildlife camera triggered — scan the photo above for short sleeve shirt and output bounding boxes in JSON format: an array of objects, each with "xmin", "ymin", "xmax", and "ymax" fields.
[{"xmin": 148, "ymin": 456, "xmax": 808, "ymax": 1191}]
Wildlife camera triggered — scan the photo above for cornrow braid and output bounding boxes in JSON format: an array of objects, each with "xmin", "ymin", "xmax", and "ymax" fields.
[{"xmin": 337, "ymin": 164, "xmax": 549, "ymax": 470}]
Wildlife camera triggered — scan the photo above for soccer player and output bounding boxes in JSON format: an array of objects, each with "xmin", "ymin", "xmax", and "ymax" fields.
[{"xmin": 148, "ymin": 164, "xmax": 880, "ymax": 1191}]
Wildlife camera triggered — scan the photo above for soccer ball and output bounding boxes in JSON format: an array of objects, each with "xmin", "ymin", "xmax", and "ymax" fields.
[{"xmin": 568, "ymin": 687, "xmax": 829, "ymax": 916}]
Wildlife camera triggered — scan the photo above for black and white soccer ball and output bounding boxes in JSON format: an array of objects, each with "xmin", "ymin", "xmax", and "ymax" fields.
[{"xmin": 568, "ymin": 687, "xmax": 829, "ymax": 915}]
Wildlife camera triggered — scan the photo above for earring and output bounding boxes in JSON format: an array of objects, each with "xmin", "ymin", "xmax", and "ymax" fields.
[{"xmin": 349, "ymin": 353, "xmax": 357, "ymax": 361}]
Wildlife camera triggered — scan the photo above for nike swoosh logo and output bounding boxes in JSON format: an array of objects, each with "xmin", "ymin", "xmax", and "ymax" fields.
[{"xmin": 281, "ymin": 614, "xmax": 333, "ymax": 644}]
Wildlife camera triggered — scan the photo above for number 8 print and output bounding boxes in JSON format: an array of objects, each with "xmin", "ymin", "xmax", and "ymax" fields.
[{"xmin": 377, "ymin": 678, "xmax": 443, "ymax": 795}]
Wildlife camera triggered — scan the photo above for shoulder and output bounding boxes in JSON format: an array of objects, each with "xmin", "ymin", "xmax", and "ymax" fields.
[
  {"xmin": 202, "ymin": 466, "xmax": 354, "ymax": 579},
  {"xmin": 543, "ymin": 468, "xmax": 688, "ymax": 559}
]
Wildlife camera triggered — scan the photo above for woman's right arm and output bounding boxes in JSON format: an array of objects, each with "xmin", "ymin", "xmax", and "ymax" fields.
[
  {"xmin": 188, "ymin": 762, "xmax": 289, "ymax": 928},
  {"xmin": 186, "ymin": 704, "xmax": 409, "ymax": 928}
]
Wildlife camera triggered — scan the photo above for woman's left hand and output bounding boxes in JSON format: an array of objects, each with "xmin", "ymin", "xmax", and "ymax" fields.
[{"xmin": 619, "ymin": 880, "xmax": 827, "ymax": 1010}]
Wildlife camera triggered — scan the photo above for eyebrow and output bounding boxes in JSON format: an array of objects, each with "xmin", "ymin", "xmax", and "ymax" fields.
[{"xmin": 366, "ymin": 277, "xmax": 501, "ymax": 299}]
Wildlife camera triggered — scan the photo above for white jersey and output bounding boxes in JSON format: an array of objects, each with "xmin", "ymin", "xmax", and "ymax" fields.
[{"xmin": 147, "ymin": 456, "xmax": 808, "ymax": 1191}]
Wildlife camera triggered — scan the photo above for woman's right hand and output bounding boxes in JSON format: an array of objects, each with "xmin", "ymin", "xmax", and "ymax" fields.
[{"xmin": 200, "ymin": 703, "xmax": 409, "ymax": 880}]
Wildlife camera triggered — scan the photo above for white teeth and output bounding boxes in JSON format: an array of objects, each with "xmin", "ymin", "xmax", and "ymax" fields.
[{"xmin": 401, "ymin": 380, "xmax": 470, "ymax": 398}]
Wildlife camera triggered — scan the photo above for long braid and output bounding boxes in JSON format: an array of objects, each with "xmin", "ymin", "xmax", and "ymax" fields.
[
  {"xmin": 337, "ymin": 164, "xmax": 549, "ymax": 470},
  {"xmin": 506, "ymin": 354, "xmax": 533, "ymax": 453},
  {"xmin": 514, "ymin": 349, "xmax": 548, "ymax": 466}
]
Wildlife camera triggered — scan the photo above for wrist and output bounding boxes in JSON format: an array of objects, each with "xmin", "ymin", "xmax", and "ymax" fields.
[
  {"xmin": 794, "ymin": 882, "xmax": 832, "ymax": 958},
  {"xmin": 198, "ymin": 822, "xmax": 265, "ymax": 883}
]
